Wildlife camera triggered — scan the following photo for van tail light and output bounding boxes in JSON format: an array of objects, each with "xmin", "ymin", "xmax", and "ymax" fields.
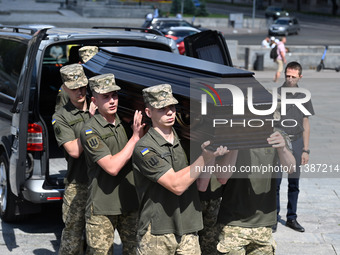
[{"xmin": 27, "ymin": 123, "xmax": 43, "ymax": 151}]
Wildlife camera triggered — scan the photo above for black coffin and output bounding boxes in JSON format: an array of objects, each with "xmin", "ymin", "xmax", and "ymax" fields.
[{"xmin": 83, "ymin": 46, "xmax": 275, "ymax": 150}]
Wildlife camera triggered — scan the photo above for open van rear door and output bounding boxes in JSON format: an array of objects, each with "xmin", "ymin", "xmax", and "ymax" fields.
[
  {"xmin": 9, "ymin": 29, "xmax": 47, "ymax": 196},
  {"xmin": 184, "ymin": 30, "xmax": 233, "ymax": 67}
]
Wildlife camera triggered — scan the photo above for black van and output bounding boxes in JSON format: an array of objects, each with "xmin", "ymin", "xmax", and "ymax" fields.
[{"xmin": 0, "ymin": 25, "xmax": 178, "ymax": 222}]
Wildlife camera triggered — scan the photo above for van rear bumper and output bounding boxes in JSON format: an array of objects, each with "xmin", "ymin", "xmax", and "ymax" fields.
[{"xmin": 22, "ymin": 179, "xmax": 64, "ymax": 203}]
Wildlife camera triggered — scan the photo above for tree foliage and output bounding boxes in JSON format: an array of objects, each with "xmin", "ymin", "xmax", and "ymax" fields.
[{"xmin": 171, "ymin": 0, "xmax": 209, "ymax": 16}]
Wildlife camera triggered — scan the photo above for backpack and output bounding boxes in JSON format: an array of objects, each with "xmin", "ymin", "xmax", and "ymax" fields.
[{"xmin": 270, "ymin": 45, "xmax": 278, "ymax": 60}]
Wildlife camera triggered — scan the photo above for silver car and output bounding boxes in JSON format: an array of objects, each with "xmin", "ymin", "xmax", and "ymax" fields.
[{"xmin": 268, "ymin": 17, "xmax": 300, "ymax": 36}]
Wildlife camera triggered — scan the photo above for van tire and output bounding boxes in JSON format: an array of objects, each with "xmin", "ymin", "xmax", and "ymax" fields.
[{"xmin": 0, "ymin": 153, "xmax": 20, "ymax": 222}]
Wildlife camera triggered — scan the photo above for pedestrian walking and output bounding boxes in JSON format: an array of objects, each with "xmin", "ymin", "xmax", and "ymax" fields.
[{"xmin": 273, "ymin": 37, "xmax": 287, "ymax": 82}]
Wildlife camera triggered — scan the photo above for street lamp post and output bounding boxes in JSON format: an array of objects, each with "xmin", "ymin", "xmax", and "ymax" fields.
[{"xmin": 252, "ymin": 0, "xmax": 256, "ymax": 28}]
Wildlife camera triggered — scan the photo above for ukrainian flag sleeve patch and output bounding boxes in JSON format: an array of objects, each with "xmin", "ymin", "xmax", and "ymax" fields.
[
  {"xmin": 52, "ymin": 119, "xmax": 56, "ymax": 125},
  {"xmin": 141, "ymin": 148, "xmax": 149, "ymax": 156},
  {"xmin": 85, "ymin": 129, "xmax": 93, "ymax": 135}
]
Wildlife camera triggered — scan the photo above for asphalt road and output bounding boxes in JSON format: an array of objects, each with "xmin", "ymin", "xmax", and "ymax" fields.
[
  {"xmin": 223, "ymin": 20, "xmax": 340, "ymax": 46},
  {"xmin": 206, "ymin": 2, "xmax": 340, "ymax": 46}
]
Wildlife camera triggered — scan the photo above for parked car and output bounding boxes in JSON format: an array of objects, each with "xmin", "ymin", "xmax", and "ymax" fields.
[
  {"xmin": 164, "ymin": 26, "xmax": 201, "ymax": 54},
  {"xmin": 265, "ymin": 6, "xmax": 289, "ymax": 19},
  {"xmin": 142, "ymin": 17, "xmax": 208, "ymax": 34},
  {"xmin": 268, "ymin": 17, "xmax": 300, "ymax": 36}
]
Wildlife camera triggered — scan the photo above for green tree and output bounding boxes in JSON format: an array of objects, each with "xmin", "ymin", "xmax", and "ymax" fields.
[
  {"xmin": 195, "ymin": 3, "xmax": 209, "ymax": 17},
  {"xmin": 171, "ymin": 0, "xmax": 196, "ymax": 15},
  {"xmin": 170, "ymin": 0, "xmax": 181, "ymax": 15}
]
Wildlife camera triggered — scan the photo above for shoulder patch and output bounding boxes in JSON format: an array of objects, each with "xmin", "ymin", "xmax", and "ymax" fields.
[
  {"xmin": 140, "ymin": 148, "xmax": 150, "ymax": 156},
  {"xmin": 147, "ymin": 156, "xmax": 159, "ymax": 167},
  {"xmin": 85, "ymin": 129, "xmax": 93, "ymax": 135},
  {"xmin": 87, "ymin": 136, "xmax": 99, "ymax": 149},
  {"xmin": 52, "ymin": 119, "xmax": 56, "ymax": 125},
  {"xmin": 55, "ymin": 126, "xmax": 61, "ymax": 136}
]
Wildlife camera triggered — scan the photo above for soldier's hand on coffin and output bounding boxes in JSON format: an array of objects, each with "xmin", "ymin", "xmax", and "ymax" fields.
[
  {"xmin": 215, "ymin": 150, "xmax": 238, "ymax": 185},
  {"xmin": 267, "ymin": 131, "xmax": 285, "ymax": 148},
  {"xmin": 201, "ymin": 141, "xmax": 229, "ymax": 162},
  {"xmin": 132, "ymin": 110, "xmax": 146, "ymax": 140},
  {"xmin": 196, "ymin": 150, "xmax": 227, "ymax": 192}
]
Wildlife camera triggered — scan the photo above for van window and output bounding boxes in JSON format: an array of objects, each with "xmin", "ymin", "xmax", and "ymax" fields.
[
  {"xmin": 43, "ymin": 44, "xmax": 73, "ymax": 65},
  {"xmin": 0, "ymin": 39, "xmax": 27, "ymax": 98}
]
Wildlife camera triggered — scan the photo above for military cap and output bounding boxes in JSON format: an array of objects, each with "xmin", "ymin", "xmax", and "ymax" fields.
[
  {"xmin": 89, "ymin": 73, "xmax": 121, "ymax": 94},
  {"xmin": 78, "ymin": 46, "xmax": 98, "ymax": 63},
  {"xmin": 60, "ymin": 63, "xmax": 88, "ymax": 89},
  {"xmin": 142, "ymin": 84, "xmax": 178, "ymax": 109}
]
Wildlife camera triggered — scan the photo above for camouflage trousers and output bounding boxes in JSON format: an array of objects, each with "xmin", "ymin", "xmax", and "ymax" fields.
[
  {"xmin": 85, "ymin": 207, "xmax": 138, "ymax": 255},
  {"xmin": 137, "ymin": 225, "xmax": 201, "ymax": 255},
  {"xmin": 59, "ymin": 183, "xmax": 88, "ymax": 255},
  {"xmin": 199, "ymin": 198, "xmax": 221, "ymax": 255},
  {"xmin": 217, "ymin": 225, "xmax": 276, "ymax": 255}
]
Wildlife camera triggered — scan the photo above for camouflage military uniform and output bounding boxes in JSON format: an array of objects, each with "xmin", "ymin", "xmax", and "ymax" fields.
[
  {"xmin": 199, "ymin": 195, "xmax": 222, "ymax": 255},
  {"xmin": 217, "ymin": 225, "xmax": 275, "ymax": 255},
  {"xmin": 52, "ymin": 64, "xmax": 90, "ymax": 255},
  {"xmin": 137, "ymin": 225, "xmax": 200, "ymax": 255},
  {"xmin": 133, "ymin": 84, "xmax": 203, "ymax": 255},
  {"xmin": 191, "ymin": 138, "xmax": 224, "ymax": 255},
  {"xmin": 216, "ymin": 140, "xmax": 292, "ymax": 255},
  {"xmin": 80, "ymin": 73, "xmax": 139, "ymax": 255},
  {"xmin": 86, "ymin": 207, "xmax": 138, "ymax": 255}
]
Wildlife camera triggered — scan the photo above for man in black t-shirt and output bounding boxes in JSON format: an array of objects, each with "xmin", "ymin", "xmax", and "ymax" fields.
[{"xmin": 275, "ymin": 61, "xmax": 315, "ymax": 233}]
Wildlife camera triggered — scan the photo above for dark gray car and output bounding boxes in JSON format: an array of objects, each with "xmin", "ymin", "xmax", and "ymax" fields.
[{"xmin": 268, "ymin": 17, "xmax": 300, "ymax": 36}]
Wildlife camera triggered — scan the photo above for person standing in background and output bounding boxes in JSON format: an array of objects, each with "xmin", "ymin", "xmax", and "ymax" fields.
[
  {"xmin": 261, "ymin": 37, "xmax": 270, "ymax": 48},
  {"xmin": 275, "ymin": 61, "xmax": 315, "ymax": 233},
  {"xmin": 153, "ymin": 5, "xmax": 159, "ymax": 18},
  {"xmin": 273, "ymin": 37, "xmax": 287, "ymax": 82}
]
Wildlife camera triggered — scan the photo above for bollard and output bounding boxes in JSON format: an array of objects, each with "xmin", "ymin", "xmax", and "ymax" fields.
[
  {"xmin": 254, "ymin": 53, "xmax": 264, "ymax": 71},
  {"xmin": 245, "ymin": 48, "xmax": 249, "ymax": 70}
]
